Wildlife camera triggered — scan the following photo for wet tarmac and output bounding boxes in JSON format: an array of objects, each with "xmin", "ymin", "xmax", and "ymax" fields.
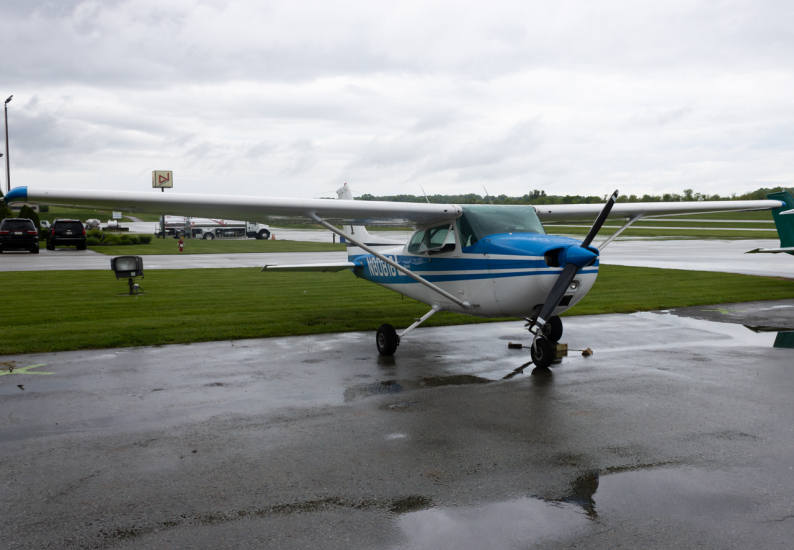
[
  {"xmin": 2, "ymin": 302, "xmax": 794, "ymax": 549},
  {"xmin": 599, "ymin": 238, "xmax": 793, "ymax": 278},
  {"xmin": 2, "ymin": 238, "xmax": 791, "ymax": 280}
]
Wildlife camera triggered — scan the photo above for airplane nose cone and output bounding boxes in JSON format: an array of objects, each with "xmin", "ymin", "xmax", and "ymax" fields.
[{"xmin": 561, "ymin": 245, "xmax": 598, "ymax": 268}]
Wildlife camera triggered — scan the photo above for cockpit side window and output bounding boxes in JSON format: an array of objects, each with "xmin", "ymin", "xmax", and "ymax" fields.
[
  {"xmin": 407, "ymin": 230, "xmax": 427, "ymax": 254},
  {"xmin": 407, "ymin": 224, "xmax": 457, "ymax": 255}
]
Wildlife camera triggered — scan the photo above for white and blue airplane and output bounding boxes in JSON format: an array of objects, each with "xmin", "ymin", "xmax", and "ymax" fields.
[{"xmin": 4, "ymin": 185, "xmax": 789, "ymax": 367}]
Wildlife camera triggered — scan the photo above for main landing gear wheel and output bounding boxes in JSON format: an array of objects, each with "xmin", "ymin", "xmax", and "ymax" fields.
[
  {"xmin": 531, "ymin": 338, "xmax": 554, "ymax": 369},
  {"xmin": 376, "ymin": 324, "xmax": 400, "ymax": 356},
  {"xmin": 541, "ymin": 315, "xmax": 563, "ymax": 342},
  {"xmin": 203, "ymin": 232, "xmax": 215, "ymax": 240}
]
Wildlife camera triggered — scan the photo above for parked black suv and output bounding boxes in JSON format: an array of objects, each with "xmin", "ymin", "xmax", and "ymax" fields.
[
  {"xmin": 0, "ymin": 218, "xmax": 40, "ymax": 253},
  {"xmin": 47, "ymin": 219, "xmax": 87, "ymax": 250}
]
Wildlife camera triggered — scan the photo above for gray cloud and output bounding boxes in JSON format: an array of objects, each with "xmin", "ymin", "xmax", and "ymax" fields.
[{"xmin": 1, "ymin": 0, "xmax": 793, "ymax": 198}]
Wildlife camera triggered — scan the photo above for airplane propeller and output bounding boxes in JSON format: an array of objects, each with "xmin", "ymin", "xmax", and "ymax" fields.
[{"xmin": 530, "ymin": 190, "xmax": 620, "ymax": 365}]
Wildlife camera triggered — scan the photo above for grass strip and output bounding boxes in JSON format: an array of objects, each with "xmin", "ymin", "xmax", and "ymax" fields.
[
  {"xmin": 89, "ymin": 238, "xmax": 345, "ymax": 255},
  {"xmin": 549, "ymin": 226, "xmax": 779, "ymax": 239},
  {"xmin": 1, "ymin": 266, "xmax": 792, "ymax": 355}
]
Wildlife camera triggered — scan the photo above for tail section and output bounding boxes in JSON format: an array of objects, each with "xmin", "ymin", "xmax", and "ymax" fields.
[
  {"xmin": 336, "ymin": 183, "xmax": 405, "ymax": 260},
  {"xmin": 766, "ymin": 190, "xmax": 794, "ymax": 249}
]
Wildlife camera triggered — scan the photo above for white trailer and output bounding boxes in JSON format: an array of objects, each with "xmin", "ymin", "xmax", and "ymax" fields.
[{"xmin": 156, "ymin": 216, "xmax": 271, "ymax": 240}]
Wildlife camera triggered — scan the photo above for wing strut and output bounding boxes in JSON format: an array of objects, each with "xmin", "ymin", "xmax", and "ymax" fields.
[
  {"xmin": 597, "ymin": 214, "xmax": 644, "ymax": 250},
  {"xmin": 304, "ymin": 211, "xmax": 472, "ymax": 311}
]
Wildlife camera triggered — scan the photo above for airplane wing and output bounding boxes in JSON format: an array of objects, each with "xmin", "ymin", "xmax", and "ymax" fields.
[
  {"xmin": 261, "ymin": 262, "xmax": 358, "ymax": 272},
  {"xmin": 3, "ymin": 187, "xmax": 460, "ymax": 227},
  {"xmin": 4, "ymin": 186, "xmax": 785, "ymax": 225},
  {"xmin": 535, "ymin": 200, "xmax": 784, "ymax": 221}
]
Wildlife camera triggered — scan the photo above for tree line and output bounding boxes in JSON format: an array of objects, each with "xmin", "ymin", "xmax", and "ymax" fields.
[{"xmin": 357, "ymin": 186, "xmax": 793, "ymax": 205}]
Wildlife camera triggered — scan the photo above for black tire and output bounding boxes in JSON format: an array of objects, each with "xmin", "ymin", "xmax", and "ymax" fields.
[
  {"xmin": 376, "ymin": 324, "xmax": 400, "ymax": 356},
  {"xmin": 531, "ymin": 338, "xmax": 554, "ymax": 368},
  {"xmin": 31, "ymin": 245, "xmax": 39, "ymax": 254},
  {"xmin": 203, "ymin": 232, "xmax": 214, "ymax": 240},
  {"xmin": 541, "ymin": 315, "xmax": 563, "ymax": 342},
  {"xmin": 258, "ymin": 230, "xmax": 270, "ymax": 240},
  {"xmin": 46, "ymin": 241, "xmax": 55, "ymax": 251},
  {"xmin": 77, "ymin": 241, "xmax": 87, "ymax": 251}
]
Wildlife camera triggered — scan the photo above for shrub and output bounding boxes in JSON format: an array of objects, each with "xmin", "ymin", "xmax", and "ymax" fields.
[
  {"xmin": 130, "ymin": 236, "xmax": 141, "ymax": 245},
  {"xmin": 104, "ymin": 235, "xmax": 121, "ymax": 245},
  {"xmin": 120, "ymin": 234, "xmax": 131, "ymax": 241},
  {"xmin": 86, "ymin": 237, "xmax": 101, "ymax": 246},
  {"xmin": 138, "ymin": 235, "xmax": 152, "ymax": 244},
  {"xmin": 88, "ymin": 229, "xmax": 103, "ymax": 239},
  {"xmin": 39, "ymin": 205, "xmax": 49, "ymax": 213}
]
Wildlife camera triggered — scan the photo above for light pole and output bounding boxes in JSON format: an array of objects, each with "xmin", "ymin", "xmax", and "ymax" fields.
[{"xmin": 4, "ymin": 95, "xmax": 12, "ymax": 194}]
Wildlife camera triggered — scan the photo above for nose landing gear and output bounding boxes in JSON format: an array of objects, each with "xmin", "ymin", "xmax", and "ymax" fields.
[{"xmin": 528, "ymin": 314, "xmax": 563, "ymax": 368}]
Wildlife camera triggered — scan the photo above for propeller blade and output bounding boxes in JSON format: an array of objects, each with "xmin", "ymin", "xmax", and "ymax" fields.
[
  {"xmin": 533, "ymin": 191, "xmax": 618, "ymax": 333},
  {"xmin": 581, "ymin": 190, "xmax": 619, "ymax": 249},
  {"xmin": 535, "ymin": 263, "xmax": 579, "ymax": 329}
]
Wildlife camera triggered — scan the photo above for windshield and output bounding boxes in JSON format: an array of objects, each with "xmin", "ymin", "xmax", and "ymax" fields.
[{"xmin": 457, "ymin": 205, "xmax": 545, "ymax": 247}]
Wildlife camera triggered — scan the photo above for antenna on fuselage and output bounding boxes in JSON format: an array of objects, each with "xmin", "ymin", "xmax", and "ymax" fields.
[
  {"xmin": 419, "ymin": 184, "xmax": 431, "ymax": 204},
  {"xmin": 482, "ymin": 185, "xmax": 494, "ymax": 205}
]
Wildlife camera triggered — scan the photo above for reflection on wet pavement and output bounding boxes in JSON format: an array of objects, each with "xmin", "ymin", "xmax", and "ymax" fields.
[
  {"xmin": 394, "ymin": 497, "xmax": 589, "ymax": 550},
  {"xmin": 744, "ymin": 325, "xmax": 794, "ymax": 349},
  {"xmin": 392, "ymin": 466, "xmax": 771, "ymax": 550}
]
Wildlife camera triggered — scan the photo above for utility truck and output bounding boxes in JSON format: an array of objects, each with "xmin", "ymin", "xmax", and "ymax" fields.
[{"xmin": 155, "ymin": 216, "xmax": 271, "ymax": 240}]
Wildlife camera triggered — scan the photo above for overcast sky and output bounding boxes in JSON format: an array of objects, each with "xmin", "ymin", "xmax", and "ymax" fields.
[{"xmin": 2, "ymin": 0, "xmax": 793, "ymax": 199}]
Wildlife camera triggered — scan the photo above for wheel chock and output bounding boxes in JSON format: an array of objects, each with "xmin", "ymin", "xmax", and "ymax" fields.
[
  {"xmin": 555, "ymin": 343, "xmax": 568, "ymax": 358},
  {"xmin": 508, "ymin": 342, "xmax": 523, "ymax": 349}
]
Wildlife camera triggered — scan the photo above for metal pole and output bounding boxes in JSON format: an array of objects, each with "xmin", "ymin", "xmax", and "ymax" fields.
[{"xmin": 4, "ymin": 96, "xmax": 11, "ymax": 194}]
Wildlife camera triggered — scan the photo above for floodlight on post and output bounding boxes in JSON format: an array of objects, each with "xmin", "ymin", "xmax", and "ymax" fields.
[
  {"xmin": 110, "ymin": 255, "xmax": 144, "ymax": 294},
  {"xmin": 4, "ymin": 95, "xmax": 11, "ymax": 194}
]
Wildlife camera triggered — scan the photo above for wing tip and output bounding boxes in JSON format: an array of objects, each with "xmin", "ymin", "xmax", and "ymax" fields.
[{"xmin": 3, "ymin": 186, "xmax": 27, "ymax": 204}]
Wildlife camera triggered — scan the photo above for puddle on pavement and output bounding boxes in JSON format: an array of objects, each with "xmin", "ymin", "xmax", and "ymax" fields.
[
  {"xmin": 392, "ymin": 466, "xmax": 760, "ymax": 550},
  {"xmin": 633, "ymin": 311, "xmax": 781, "ymax": 349},
  {"xmin": 344, "ymin": 374, "xmax": 492, "ymax": 402}
]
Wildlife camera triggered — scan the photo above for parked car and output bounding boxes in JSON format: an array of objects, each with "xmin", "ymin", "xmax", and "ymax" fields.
[
  {"xmin": 46, "ymin": 219, "xmax": 86, "ymax": 250},
  {"xmin": 40, "ymin": 220, "xmax": 51, "ymax": 229},
  {"xmin": 0, "ymin": 218, "xmax": 40, "ymax": 253}
]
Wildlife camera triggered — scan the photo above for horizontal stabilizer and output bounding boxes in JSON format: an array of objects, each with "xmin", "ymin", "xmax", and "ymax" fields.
[
  {"xmin": 745, "ymin": 247, "xmax": 794, "ymax": 254},
  {"xmin": 261, "ymin": 262, "xmax": 358, "ymax": 272}
]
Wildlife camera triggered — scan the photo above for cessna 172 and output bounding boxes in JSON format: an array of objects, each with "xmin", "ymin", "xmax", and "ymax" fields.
[{"xmin": 4, "ymin": 185, "xmax": 790, "ymax": 367}]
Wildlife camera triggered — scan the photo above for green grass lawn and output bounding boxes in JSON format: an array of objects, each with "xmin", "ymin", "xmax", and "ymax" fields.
[
  {"xmin": 89, "ymin": 237, "xmax": 345, "ymax": 255},
  {"xmin": 1, "ymin": 265, "xmax": 792, "ymax": 355}
]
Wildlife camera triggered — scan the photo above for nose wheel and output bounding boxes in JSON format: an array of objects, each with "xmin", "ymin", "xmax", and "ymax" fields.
[
  {"xmin": 530, "ymin": 337, "xmax": 555, "ymax": 368},
  {"xmin": 528, "ymin": 314, "xmax": 562, "ymax": 368}
]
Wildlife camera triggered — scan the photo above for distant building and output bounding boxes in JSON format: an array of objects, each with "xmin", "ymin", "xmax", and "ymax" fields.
[{"xmin": 9, "ymin": 202, "xmax": 39, "ymax": 213}]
